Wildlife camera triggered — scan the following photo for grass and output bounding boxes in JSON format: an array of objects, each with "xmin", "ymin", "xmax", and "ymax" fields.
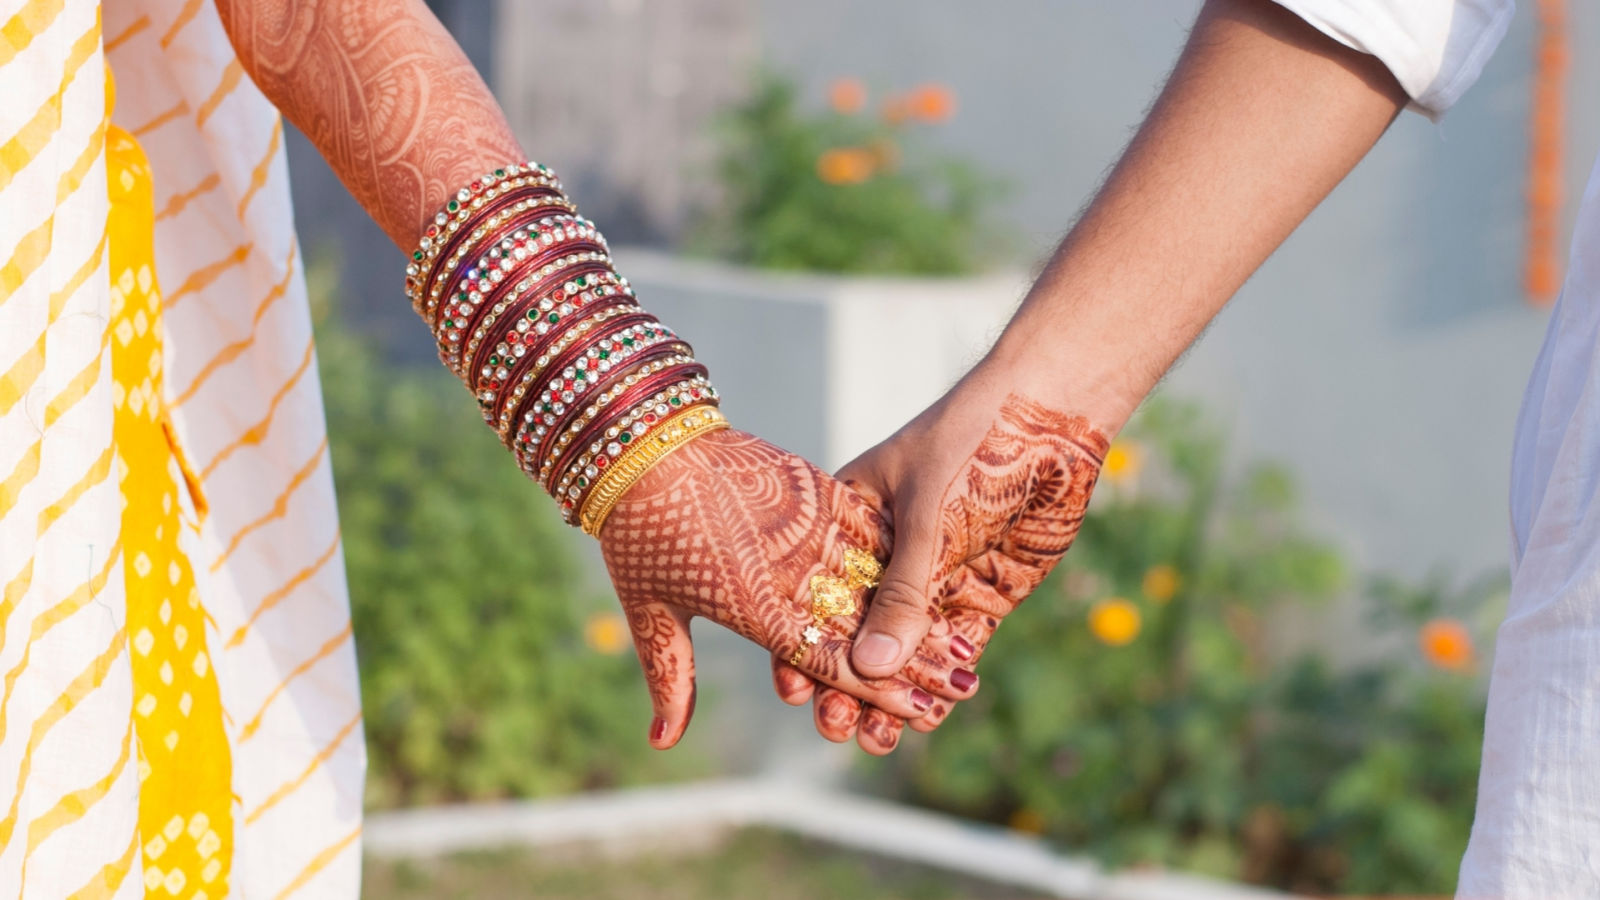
[{"xmin": 363, "ymin": 827, "xmax": 1045, "ymax": 900}]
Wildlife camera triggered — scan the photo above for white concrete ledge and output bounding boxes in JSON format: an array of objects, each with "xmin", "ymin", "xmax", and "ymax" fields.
[{"xmin": 364, "ymin": 778, "xmax": 1301, "ymax": 900}]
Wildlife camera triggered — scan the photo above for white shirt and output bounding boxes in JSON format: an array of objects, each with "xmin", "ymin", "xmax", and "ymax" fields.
[{"xmin": 1274, "ymin": 2, "xmax": 1600, "ymax": 896}]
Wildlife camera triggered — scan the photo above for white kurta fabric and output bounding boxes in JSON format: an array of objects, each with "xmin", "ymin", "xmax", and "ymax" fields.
[
  {"xmin": 0, "ymin": 2, "xmax": 138, "ymax": 895},
  {"xmin": 0, "ymin": 0, "xmax": 363, "ymax": 895},
  {"xmin": 1270, "ymin": 0, "xmax": 1514, "ymax": 115},
  {"xmin": 1272, "ymin": 0, "xmax": 1600, "ymax": 896}
]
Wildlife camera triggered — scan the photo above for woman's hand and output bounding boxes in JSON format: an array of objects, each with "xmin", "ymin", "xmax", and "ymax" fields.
[
  {"xmin": 768, "ymin": 373, "xmax": 1110, "ymax": 753},
  {"xmin": 599, "ymin": 429, "xmax": 979, "ymax": 749}
]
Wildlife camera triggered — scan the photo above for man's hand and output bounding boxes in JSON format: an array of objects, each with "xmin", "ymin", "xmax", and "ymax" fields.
[
  {"xmin": 769, "ymin": 369, "xmax": 1109, "ymax": 753},
  {"xmin": 599, "ymin": 429, "xmax": 979, "ymax": 749}
]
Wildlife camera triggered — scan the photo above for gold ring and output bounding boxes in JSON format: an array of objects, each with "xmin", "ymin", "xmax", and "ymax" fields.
[{"xmin": 789, "ymin": 548, "xmax": 883, "ymax": 666}]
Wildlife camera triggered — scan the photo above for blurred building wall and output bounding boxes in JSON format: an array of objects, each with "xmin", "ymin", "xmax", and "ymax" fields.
[{"xmin": 494, "ymin": 0, "xmax": 758, "ymax": 244}]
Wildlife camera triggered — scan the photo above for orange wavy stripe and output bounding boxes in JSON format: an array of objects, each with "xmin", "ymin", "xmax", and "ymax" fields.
[
  {"xmin": 246, "ymin": 713, "xmax": 362, "ymax": 826},
  {"xmin": 198, "ymin": 337, "xmax": 314, "ymax": 482},
  {"xmin": 130, "ymin": 99, "xmax": 188, "ymax": 138},
  {"xmin": 194, "ymin": 59, "xmax": 245, "ymax": 129},
  {"xmin": 272, "ymin": 825, "xmax": 361, "ymax": 900},
  {"xmin": 103, "ymin": 13, "xmax": 148, "ymax": 53},
  {"xmin": 161, "ymin": 242, "xmax": 252, "ymax": 311},
  {"xmin": 237, "ymin": 623, "xmax": 352, "ymax": 740},
  {"xmin": 210, "ymin": 439, "xmax": 330, "ymax": 577},
  {"xmin": 158, "ymin": 0, "xmax": 203, "ymax": 48},
  {"xmin": 153, "ymin": 172, "xmax": 220, "ymax": 222},
  {"xmin": 223, "ymin": 528, "xmax": 339, "ymax": 648},
  {"xmin": 237, "ymin": 119, "xmax": 283, "ymax": 218},
  {"xmin": 170, "ymin": 240, "xmax": 297, "ymax": 409}
]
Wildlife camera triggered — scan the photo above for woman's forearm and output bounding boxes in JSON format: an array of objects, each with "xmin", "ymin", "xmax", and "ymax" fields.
[
  {"xmin": 214, "ymin": 0, "xmax": 524, "ymax": 249},
  {"xmin": 987, "ymin": 0, "xmax": 1407, "ymax": 432}
]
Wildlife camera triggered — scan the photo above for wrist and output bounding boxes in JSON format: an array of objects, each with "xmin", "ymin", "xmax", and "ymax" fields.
[{"xmin": 977, "ymin": 324, "xmax": 1149, "ymax": 439}]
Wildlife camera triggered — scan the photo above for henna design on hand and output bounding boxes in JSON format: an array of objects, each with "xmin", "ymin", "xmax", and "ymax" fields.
[
  {"xmin": 798, "ymin": 392, "xmax": 1109, "ymax": 751},
  {"xmin": 599, "ymin": 430, "xmax": 976, "ymax": 746}
]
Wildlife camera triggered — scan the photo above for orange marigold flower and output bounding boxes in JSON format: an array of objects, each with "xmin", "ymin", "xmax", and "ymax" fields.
[
  {"xmin": 816, "ymin": 147, "xmax": 876, "ymax": 185},
  {"xmin": 907, "ymin": 83, "xmax": 956, "ymax": 123},
  {"xmin": 828, "ymin": 78, "xmax": 867, "ymax": 115},
  {"xmin": 1142, "ymin": 564, "xmax": 1181, "ymax": 603},
  {"xmin": 584, "ymin": 612, "xmax": 630, "ymax": 655},
  {"xmin": 1420, "ymin": 618, "xmax": 1474, "ymax": 670},
  {"xmin": 1102, "ymin": 441, "xmax": 1142, "ymax": 486},
  {"xmin": 1088, "ymin": 598, "xmax": 1141, "ymax": 646}
]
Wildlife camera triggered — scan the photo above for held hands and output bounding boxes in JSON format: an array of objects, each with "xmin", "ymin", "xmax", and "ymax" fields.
[
  {"xmin": 600, "ymin": 380, "xmax": 1108, "ymax": 752},
  {"xmin": 598, "ymin": 429, "xmax": 979, "ymax": 749},
  {"xmin": 771, "ymin": 383, "xmax": 1110, "ymax": 751}
]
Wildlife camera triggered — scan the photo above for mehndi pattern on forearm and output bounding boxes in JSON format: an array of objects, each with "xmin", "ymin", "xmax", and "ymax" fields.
[{"xmin": 214, "ymin": 0, "xmax": 524, "ymax": 248}]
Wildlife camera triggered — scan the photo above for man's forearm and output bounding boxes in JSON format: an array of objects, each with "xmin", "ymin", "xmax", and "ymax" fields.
[
  {"xmin": 988, "ymin": 0, "xmax": 1407, "ymax": 431},
  {"xmin": 214, "ymin": 0, "xmax": 524, "ymax": 250}
]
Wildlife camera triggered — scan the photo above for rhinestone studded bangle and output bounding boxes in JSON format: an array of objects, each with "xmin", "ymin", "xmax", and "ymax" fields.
[
  {"xmin": 408, "ymin": 162, "xmax": 726, "ymax": 531},
  {"xmin": 547, "ymin": 377, "xmax": 712, "ymax": 518},
  {"xmin": 495, "ymin": 303, "xmax": 645, "ymax": 438}
]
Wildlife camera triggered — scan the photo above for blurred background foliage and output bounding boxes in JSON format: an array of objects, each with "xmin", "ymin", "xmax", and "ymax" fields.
[
  {"xmin": 877, "ymin": 398, "xmax": 1499, "ymax": 896},
  {"xmin": 312, "ymin": 262, "xmax": 695, "ymax": 808},
  {"xmin": 692, "ymin": 73, "xmax": 1002, "ymax": 274}
]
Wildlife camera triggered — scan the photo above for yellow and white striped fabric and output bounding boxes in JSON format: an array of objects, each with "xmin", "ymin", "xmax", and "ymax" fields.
[{"xmin": 1, "ymin": 0, "xmax": 364, "ymax": 895}]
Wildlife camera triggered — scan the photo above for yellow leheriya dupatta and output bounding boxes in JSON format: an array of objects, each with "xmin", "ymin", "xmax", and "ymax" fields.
[{"xmin": 0, "ymin": 0, "xmax": 364, "ymax": 896}]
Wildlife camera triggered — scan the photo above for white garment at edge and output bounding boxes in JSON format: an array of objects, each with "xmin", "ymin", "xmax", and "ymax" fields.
[{"xmin": 1275, "ymin": 1, "xmax": 1600, "ymax": 896}]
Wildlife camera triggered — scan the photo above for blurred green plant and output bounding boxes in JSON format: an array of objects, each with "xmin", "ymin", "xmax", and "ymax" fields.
[
  {"xmin": 311, "ymin": 261, "xmax": 682, "ymax": 808},
  {"xmin": 694, "ymin": 73, "xmax": 1001, "ymax": 274},
  {"xmin": 887, "ymin": 398, "xmax": 1498, "ymax": 896}
]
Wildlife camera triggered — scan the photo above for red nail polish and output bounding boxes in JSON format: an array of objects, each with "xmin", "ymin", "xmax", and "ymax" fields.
[
  {"xmin": 910, "ymin": 689, "xmax": 934, "ymax": 712},
  {"xmin": 650, "ymin": 716, "xmax": 667, "ymax": 742},
  {"xmin": 950, "ymin": 635, "xmax": 975, "ymax": 661},
  {"xmin": 950, "ymin": 668, "xmax": 977, "ymax": 692}
]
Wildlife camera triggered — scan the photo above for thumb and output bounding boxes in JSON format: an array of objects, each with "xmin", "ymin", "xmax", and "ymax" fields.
[
  {"xmin": 626, "ymin": 604, "xmax": 699, "ymax": 750},
  {"xmin": 851, "ymin": 515, "xmax": 940, "ymax": 678}
]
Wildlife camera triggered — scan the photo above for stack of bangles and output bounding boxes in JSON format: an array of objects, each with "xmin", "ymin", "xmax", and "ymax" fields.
[{"xmin": 404, "ymin": 162, "xmax": 729, "ymax": 535}]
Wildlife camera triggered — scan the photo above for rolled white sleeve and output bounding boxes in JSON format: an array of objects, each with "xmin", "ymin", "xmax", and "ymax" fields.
[{"xmin": 1271, "ymin": 0, "xmax": 1515, "ymax": 116}]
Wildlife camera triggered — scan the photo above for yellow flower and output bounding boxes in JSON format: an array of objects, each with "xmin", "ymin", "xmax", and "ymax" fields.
[
  {"xmin": 584, "ymin": 612, "xmax": 630, "ymax": 655},
  {"xmin": 1141, "ymin": 564, "xmax": 1181, "ymax": 603},
  {"xmin": 1420, "ymin": 618, "xmax": 1473, "ymax": 671},
  {"xmin": 816, "ymin": 147, "xmax": 876, "ymax": 185},
  {"xmin": 828, "ymin": 78, "xmax": 867, "ymax": 115},
  {"xmin": 1088, "ymin": 598, "xmax": 1141, "ymax": 646},
  {"xmin": 1008, "ymin": 808, "xmax": 1047, "ymax": 835},
  {"xmin": 1101, "ymin": 441, "xmax": 1142, "ymax": 486}
]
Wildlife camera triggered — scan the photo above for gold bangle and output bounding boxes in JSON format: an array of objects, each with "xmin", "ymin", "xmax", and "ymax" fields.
[{"xmin": 579, "ymin": 406, "xmax": 730, "ymax": 536}]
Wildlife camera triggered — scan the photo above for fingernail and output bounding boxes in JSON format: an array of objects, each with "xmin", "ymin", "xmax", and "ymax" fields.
[
  {"xmin": 950, "ymin": 635, "xmax": 975, "ymax": 661},
  {"xmin": 650, "ymin": 716, "xmax": 667, "ymax": 743},
  {"xmin": 855, "ymin": 633, "xmax": 901, "ymax": 668},
  {"xmin": 950, "ymin": 668, "xmax": 978, "ymax": 692},
  {"xmin": 910, "ymin": 688, "xmax": 934, "ymax": 712}
]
